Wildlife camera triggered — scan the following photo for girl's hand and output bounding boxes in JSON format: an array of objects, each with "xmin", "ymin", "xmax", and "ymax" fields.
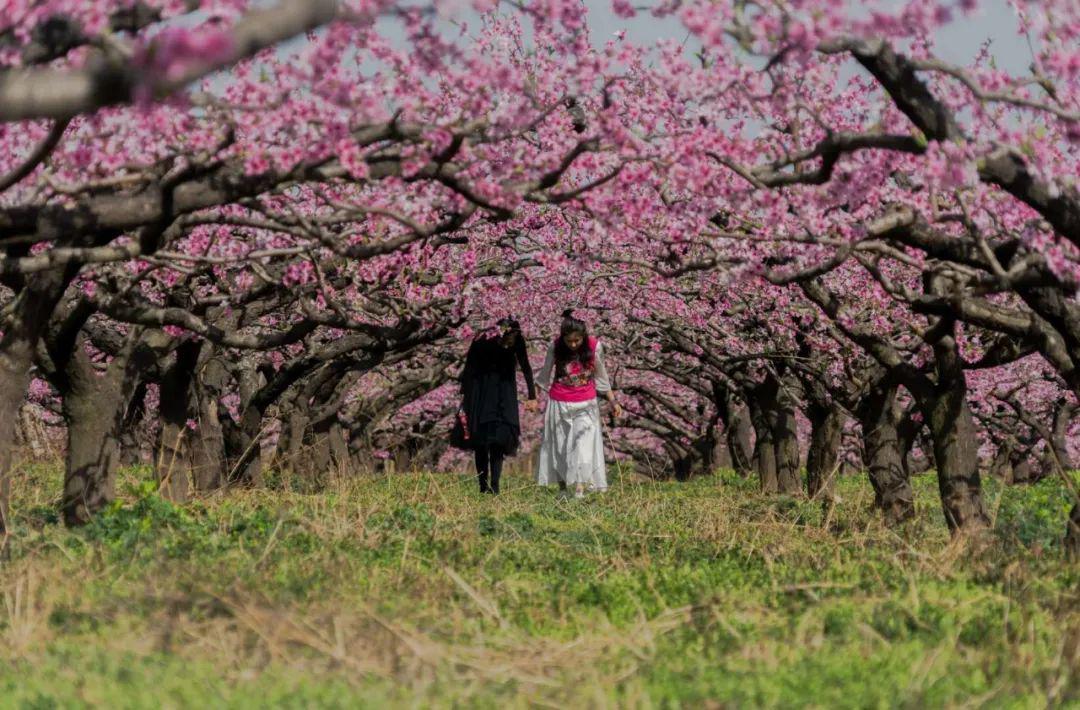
[{"xmin": 612, "ymin": 402, "xmax": 624, "ymax": 420}]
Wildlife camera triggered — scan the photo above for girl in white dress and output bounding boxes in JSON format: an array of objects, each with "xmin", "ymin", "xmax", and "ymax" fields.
[{"xmin": 533, "ymin": 310, "xmax": 623, "ymax": 498}]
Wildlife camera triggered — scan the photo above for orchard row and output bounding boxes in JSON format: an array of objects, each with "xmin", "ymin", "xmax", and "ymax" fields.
[{"xmin": 0, "ymin": 0, "xmax": 1078, "ymax": 551}]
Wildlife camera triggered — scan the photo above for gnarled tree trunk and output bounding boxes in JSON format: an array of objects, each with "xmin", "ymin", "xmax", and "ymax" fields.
[
  {"xmin": 190, "ymin": 384, "xmax": 227, "ymax": 491},
  {"xmin": 806, "ymin": 401, "xmax": 843, "ymax": 500},
  {"xmin": 749, "ymin": 403, "xmax": 778, "ymax": 492},
  {"xmin": 858, "ymin": 381, "xmax": 915, "ymax": 526},
  {"xmin": 118, "ymin": 379, "xmax": 148, "ymax": 466},
  {"xmin": 0, "ymin": 271, "xmax": 75, "ymax": 533},
  {"xmin": 897, "ymin": 408, "xmax": 931, "ymax": 478},
  {"xmin": 746, "ymin": 377, "xmax": 779, "ymax": 493},
  {"xmin": 60, "ymin": 344, "xmax": 137, "ymax": 526},
  {"xmin": 918, "ymin": 281, "xmax": 990, "ymax": 534},
  {"xmin": 1066, "ymin": 503, "xmax": 1080, "ymax": 561},
  {"xmin": 924, "ymin": 385, "xmax": 989, "ymax": 533},
  {"xmin": 155, "ymin": 341, "xmax": 205, "ymax": 502},
  {"xmin": 774, "ymin": 375, "xmax": 802, "ymax": 495},
  {"xmin": 151, "ymin": 340, "xmax": 228, "ymax": 496},
  {"xmin": 1049, "ymin": 399, "xmax": 1076, "ymax": 473},
  {"xmin": 63, "ymin": 389, "xmax": 124, "ymax": 525},
  {"xmin": 715, "ymin": 383, "xmax": 753, "ymax": 477},
  {"xmin": 274, "ymin": 402, "xmax": 308, "ymax": 474},
  {"xmin": 327, "ymin": 422, "xmax": 352, "ymax": 472}
]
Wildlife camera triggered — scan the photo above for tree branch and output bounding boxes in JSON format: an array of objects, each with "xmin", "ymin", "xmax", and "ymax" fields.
[{"xmin": 0, "ymin": 0, "xmax": 340, "ymax": 122}]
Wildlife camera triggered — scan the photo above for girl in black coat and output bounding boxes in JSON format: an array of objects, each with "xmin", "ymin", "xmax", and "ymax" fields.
[{"xmin": 454, "ymin": 317, "xmax": 536, "ymax": 494}]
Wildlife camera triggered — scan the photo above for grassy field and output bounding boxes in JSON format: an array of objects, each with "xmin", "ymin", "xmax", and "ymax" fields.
[{"xmin": 1, "ymin": 463, "xmax": 1078, "ymax": 709}]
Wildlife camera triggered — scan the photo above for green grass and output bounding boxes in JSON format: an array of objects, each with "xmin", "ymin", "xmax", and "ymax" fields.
[{"xmin": 1, "ymin": 464, "xmax": 1078, "ymax": 708}]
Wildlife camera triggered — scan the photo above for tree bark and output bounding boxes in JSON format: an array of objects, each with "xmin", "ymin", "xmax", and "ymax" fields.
[
  {"xmin": 916, "ymin": 281, "xmax": 991, "ymax": 534},
  {"xmin": 274, "ymin": 404, "xmax": 308, "ymax": 473},
  {"xmin": 989, "ymin": 437, "xmax": 1016, "ymax": 483},
  {"xmin": 0, "ymin": 340, "xmax": 34, "ymax": 532},
  {"xmin": 155, "ymin": 341, "xmax": 206, "ymax": 503},
  {"xmin": 228, "ymin": 406, "xmax": 265, "ymax": 486},
  {"xmin": 327, "ymin": 422, "xmax": 352, "ymax": 473},
  {"xmin": 858, "ymin": 381, "xmax": 916, "ymax": 526},
  {"xmin": 671, "ymin": 457, "xmax": 689, "ymax": 481},
  {"xmin": 923, "ymin": 385, "xmax": 990, "ymax": 533},
  {"xmin": 60, "ymin": 345, "xmax": 132, "ymax": 526},
  {"xmin": 118, "ymin": 378, "xmax": 148, "ymax": 466},
  {"xmin": 715, "ymin": 383, "xmax": 753, "ymax": 477},
  {"xmin": 17, "ymin": 405, "xmax": 49, "ymax": 460},
  {"xmin": 774, "ymin": 375, "xmax": 802, "ymax": 495},
  {"xmin": 1066, "ymin": 503, "xmax": 1080, "ymax": 562},
  {"xmin": 749, "ymin": 404, "xmax": 778, "ymax": 492},
  {"xmin": 0, "ymin": 271, "xmax": 74, "ymax": 533},
  {"xmin": 1049, "ymin": 399, "xmax": 1076, "ymax": 472},
  {"xmin": 303, "ymin": 418, "xmax": 340, "ymax": 478},
  {"xmin": 806, "ymin": 402, "xmax": 843, "ymax": 500},
  {"xmin": 149, "ymin": 342, "xmax": 225, "ymax": 493},
  {"xmin": 200, "ymin": 355, "xmax": 264, "ymax": 487},
  {"xmin": 190, "ymin": 382, "xmax": 226, "ymax": 491},
  {"xmin": 746, "ymin": 378, "xmax": 780, "ymax": 493},
  {"xmin": 897, "ymin": 408, "xmax": 927, "ymax": 478},
  {"xmin": 713, "ymin": 438, "xmax": 733, "ymax": 470}
]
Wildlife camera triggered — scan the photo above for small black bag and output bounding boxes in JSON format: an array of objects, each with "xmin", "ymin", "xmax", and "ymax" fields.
[{"xmin": 449, "ymin": 406, "xmax": 472, "ymax": 450}]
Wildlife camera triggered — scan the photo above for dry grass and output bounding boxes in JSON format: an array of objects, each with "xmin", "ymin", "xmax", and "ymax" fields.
[{"xmin": 0, "ymin": 462, "xmax": 1077, "ymax": 708}]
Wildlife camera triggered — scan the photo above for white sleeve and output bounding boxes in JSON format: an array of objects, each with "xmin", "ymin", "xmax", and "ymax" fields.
[
  {"xmin": 593, "ymin": 341, "xmax": 612, "ymax": 394},
  {"xmin": 536, "ymin": 342, "xmax": 555, "ymax": 391}
]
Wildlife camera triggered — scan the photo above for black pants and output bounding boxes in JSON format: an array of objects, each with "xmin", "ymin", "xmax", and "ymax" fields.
[{"xmin": 475, "ymin": 444, "xmax": 505, "ymax": 494}]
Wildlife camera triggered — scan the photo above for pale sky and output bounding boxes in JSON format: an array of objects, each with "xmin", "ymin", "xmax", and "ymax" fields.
[
  {"xmin": 218, "ymin": 0, "xmax": 1034, "ymax": 118},
  {"xmin": 408, "ymin": 0, "xmax": 1033, "ymax": 73}
]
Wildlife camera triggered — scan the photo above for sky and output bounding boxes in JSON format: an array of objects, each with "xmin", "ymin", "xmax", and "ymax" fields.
[
  {"xmin": 210, "ymin": 0, "xmax": 1035, "ymax": 120},
  {"xmin": 410, "ymin": 0, "xmax": 1033, "ymax": 73}
]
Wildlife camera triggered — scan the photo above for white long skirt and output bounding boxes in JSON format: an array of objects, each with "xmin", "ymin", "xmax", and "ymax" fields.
[{"xmin": 535, "ymin": 399, "xmax": 607, "ymax": 490}]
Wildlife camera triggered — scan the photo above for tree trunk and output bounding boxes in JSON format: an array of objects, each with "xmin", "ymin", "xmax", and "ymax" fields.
[
  {"xmin": 751, "ymin": 414, "xmax": 778, "ymax": 491},
  {"xmin": 17, "ymin": 405, "xmax": 49, "ymax": 460},
  {"xmin": 1011, "ymin": 457, "xmax": 1036, "ymax": 484},
  {"xmin": 153, "ymin": 340, "xmax": 230, "ymax": 496},
  {"xmin": 727, "ymin": 415, "xmax": 753, "ymax": 476},
  {"xmin": 897, "ymin": 409, "xmax": 924, "ymax": 479},
  {"xmin": 806, "ymin": 402, "xmax": 843, "ymax": 500},
  {"xmin": 715, "ymin": 385, "xmax": 753, "ymax": 477},
  {"xmin": 155, "ymin": 421, "xmax": 190, "ymax": 503},
  {"xmin": 327, "ymin": 422, "xmax": 351, "ymax": 473},
  {"xmin": 773, "ymin": 383, "xmax": 802, "ymax": 495},
  {"xmin": 0, "ymin": 342, "xmax": 33, "ymax": 533},
  {"xmin": 747, "ymin": 385, "xmax": 779, "ymax": 493},
  {"xmin": 155, "ymin": 342, "xmax": 206, "ymax": 503},
  {"xmin": 275, "ymin": 407, "xmax": 308, "ymax": 473},
  {"xmin": 306, "ymin": 421, "xmax": 334, "ymax": 476},
  {"xmin": 203, "ymin": 357, "xmax": 265, "ymax": 488},
  {"xmin": 858, "ymin": 381, "xmax": 915, "ymax": 526},
  {"xmin": 989, "ymin": 437, "xmax": 1015, "ymax": 483},
  {"xmin": 227, "ymin": 407, "xmax": 265, "ymax": 486},
  {"xmin": 713, "ymin": 438, "xmax": 733, "ymax": 470},
  {"xmin": 1049, "ymin": 400, "xmax": 1076, "ymax": 473},
  {"xmin": 1066, "ymin": 503, "xmax": 1080, "ymax": 561},
  {"xmin": 190, "ymin": 385, "xmax": 226, "ymax": 491},
  {"xmin": 0, "ymin": 285, "xmax": 70, "ymax": 532},
  {"xmin": 924, "ymin": 386, "xmax": 990, "ymax": 533},
  {"xmin": 118, "ymin": 379, "xmax": 148, "ymax": 466},
  {"xmin": 61, "ymin": 350, "xmax": 130, "ymax": 526},
  {"xmin": 672, "ymin": 454, "xmax": 692, "ymax": 482}
]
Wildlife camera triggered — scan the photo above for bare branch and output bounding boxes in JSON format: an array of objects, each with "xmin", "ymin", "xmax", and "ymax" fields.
[
  {"xmin": 0, "ymin": 117, "xmax": 70, "ymax": 192},
  {"xmin": 0, "ymin": 0, "xmax": 340, "ymax": 122}
]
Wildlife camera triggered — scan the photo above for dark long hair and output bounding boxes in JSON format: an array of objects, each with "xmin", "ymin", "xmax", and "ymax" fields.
[
  {"xmin": 496, "ymin": 316, "xmax": 521, "ymax": 336},
  {"xmin": 554, "ymin": 308, "xmax": 593, "ymax": 377}
]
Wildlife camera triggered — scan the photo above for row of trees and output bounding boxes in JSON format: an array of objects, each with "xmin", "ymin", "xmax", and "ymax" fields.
[{"xmin": 1, "ymin": 0, "xmax": 1078, "ymax": 554}]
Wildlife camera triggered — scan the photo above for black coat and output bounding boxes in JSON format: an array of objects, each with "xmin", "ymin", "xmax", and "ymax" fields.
[{"xmin": 451, "ymin": 334, "xmax": 536, "ymax": 453}]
